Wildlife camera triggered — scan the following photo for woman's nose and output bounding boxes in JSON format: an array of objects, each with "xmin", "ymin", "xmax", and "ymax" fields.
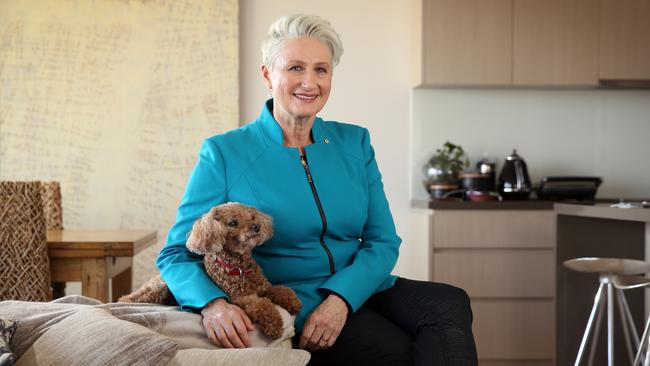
[{"xmin": 301, "ymin": 71, "xmax": 317, "ymax": 88}]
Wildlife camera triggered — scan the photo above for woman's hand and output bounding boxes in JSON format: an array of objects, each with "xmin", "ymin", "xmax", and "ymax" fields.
[
  {"xmin": 201, "ymin": 298, "xmax": 255, "ymax": 348},
  {"xmin": 299, "ymin": 294, "xmax": 348, "ymax": 351}
]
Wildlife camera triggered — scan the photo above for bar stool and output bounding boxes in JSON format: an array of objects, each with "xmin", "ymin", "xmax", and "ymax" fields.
[
  {"xmin": 614, "ymin": 274, "xmax": 650, "ymax": 366},
  {"xmin": 564, "ymin": 257, "xmax": 650, "ymax": 366}
]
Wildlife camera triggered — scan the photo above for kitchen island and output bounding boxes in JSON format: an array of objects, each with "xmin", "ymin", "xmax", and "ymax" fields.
[
  {"xmin": 555, "ymin": 203, "xmax": 650, "ymax": 366},
  {"xmin": 412, "ymin": 198, "xmax": 650, "ymax": 365}
]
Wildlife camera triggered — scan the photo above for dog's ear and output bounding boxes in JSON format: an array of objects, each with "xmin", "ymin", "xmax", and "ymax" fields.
[
  {"xmin": 186, "ymin": 207, "xmax": 226, "ymax": 254},
  {"xmin": 257, "ymin": 210, "xmax": 274, "ymax": 244}
]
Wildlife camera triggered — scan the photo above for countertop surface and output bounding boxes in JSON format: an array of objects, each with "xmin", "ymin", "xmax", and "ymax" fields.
[
  {"xmin": 555, "ymin": 203, "xmax": 650, "ymax": 223},
  {"xmin": 412, "ymin": 198, "xmax": 650, "ymax": 213},
  {"xmin": 412, "ymin": 199, "xmax": 555, "ymax": 210}
]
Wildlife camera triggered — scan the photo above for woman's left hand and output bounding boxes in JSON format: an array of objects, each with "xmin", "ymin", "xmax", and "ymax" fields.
[{"xmin": 299, "ymin": 294, "xmax": 348, "ymax": 351}]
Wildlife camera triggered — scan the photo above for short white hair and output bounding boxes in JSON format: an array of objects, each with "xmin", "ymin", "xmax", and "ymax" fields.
[{"xmin": 261, "ymin": 14, "xmax": 343, "ymax": 70}]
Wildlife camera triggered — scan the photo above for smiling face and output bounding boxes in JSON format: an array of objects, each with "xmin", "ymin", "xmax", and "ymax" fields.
[{"xmin": 261, "ymin": 37, "xmax": 333, "ymax": 125}]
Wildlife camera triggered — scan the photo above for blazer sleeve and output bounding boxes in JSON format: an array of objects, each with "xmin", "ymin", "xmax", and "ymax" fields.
[
  {"xmin": 318, "ymin": 128, "xmax": 401, "ymax": 312},
  {"xmin": 156, "ymin": 138, "xmax": 229, "ymax": 311}
]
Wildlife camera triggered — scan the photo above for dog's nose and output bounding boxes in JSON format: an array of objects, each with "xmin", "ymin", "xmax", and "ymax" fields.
[{"xmin": 252, "ymin": 224, "xmax": 260, "ymax": 233}]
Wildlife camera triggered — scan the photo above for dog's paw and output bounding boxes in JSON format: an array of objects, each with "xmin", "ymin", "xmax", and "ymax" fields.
[
  {"xmin": 246, "ymin": 298, "xmax": 285, "ymax": 339},
  {"xmin": 258, "ymin": 310, "xmax": 284, "ymax": 339},
  {"xmin": 262, "ymin": 324, "xmax": 283, "ymax": 340},
  {"xmin": 284, "ymin": 299, "xmax": 302, "ymax": 315}
]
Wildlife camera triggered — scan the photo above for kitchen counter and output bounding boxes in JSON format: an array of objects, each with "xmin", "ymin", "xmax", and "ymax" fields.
[
  {"xmin": 412, "ymin": 199, "xmax": 554, "ymax": 210},
  {"xmin": 412, "ymin": 198, "xmax": 648, "ymax": 211},
  {"xmin": 555, "ymin": 202, "xmax": 650, "ymax": 222}
]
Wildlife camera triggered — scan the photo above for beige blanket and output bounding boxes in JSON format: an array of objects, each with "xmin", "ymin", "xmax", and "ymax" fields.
[{"xmin": 0, "ymin": 295, "xmax": 295, "ymax": 360}]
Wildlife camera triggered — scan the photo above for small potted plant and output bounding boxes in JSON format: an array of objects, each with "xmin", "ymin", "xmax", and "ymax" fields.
[{"xmin": 423, "ymin": 141, "xmax": 469, "ymax": 199}]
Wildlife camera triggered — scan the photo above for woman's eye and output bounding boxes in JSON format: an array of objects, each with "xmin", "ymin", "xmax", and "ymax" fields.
[
  {"xmin": 316, "ymin": 67, "xmax": 328, "ymax": 74},
  {"xmin": 289, "ymin": 65, "xmax": 303, "ymax": 71},
  {"xmin": 228, "ymin": 220, "xmax": 238, "ymax": 227}
]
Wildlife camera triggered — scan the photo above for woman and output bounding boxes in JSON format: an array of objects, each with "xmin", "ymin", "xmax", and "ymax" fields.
[{"xmin": 157, "ymin": 14, "xmax": 478, "ymax": 365}]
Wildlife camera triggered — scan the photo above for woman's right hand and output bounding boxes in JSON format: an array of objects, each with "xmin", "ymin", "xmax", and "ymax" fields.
[{"xmin": 201, "ymin": 298, "xmax": 255, "ymax": 348}]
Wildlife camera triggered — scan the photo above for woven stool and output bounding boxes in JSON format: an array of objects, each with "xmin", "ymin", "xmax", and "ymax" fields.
[
  {"xmin": 0, "ymin": 181, "xmax": 52, "ymax": 302},
  {"xmin": 564, "ymin": 257, "xmax": 650, "ymax": 366},
  {"xmin": 40, "ymin": 181, "xmax": 63, "ymax": 230},
  {"xmin": 614, "ymin": 274, "xmax": 650, "ymax": 366},
  {"xmin": 40, "ymin": 181, "xmax": 65, "ymax": 298}
]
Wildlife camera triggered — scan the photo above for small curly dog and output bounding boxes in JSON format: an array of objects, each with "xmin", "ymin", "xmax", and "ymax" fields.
[{"xmin": 119, "ymin": 202, "xmax": 302, "ymax": 339}]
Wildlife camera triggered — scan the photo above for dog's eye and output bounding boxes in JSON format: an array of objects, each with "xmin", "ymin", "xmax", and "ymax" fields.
[{"xmin": 228, "ymin": 220, "xmax": 238, "ymax": 227}]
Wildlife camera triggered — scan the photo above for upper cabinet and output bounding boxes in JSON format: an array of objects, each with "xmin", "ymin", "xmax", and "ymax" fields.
[
  {"xmin": 599, "ymin": 0, "xmax": 650, "ymax": 81},
  {"xmin": 513, "ymin": 0, "xmax": 599, "ymax": 86},
  {"xmin": 419, "ymin": 0, "xmax": 650, "ymax": 86},
  {"xmin": 422, "ymin": 0, "xmax": 513, "ymax": 86}
]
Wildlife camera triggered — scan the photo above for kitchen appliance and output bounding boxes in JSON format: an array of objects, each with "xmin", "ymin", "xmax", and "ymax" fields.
[
  {"xmin": 460, "ymin": 172, "xmax": 493, "ymax": 192},
  {"xmin": 498, "ymin": 149, "xmax": 532, "ymax": 200},
  {"xmin": 476, "ymin": 157, "xmax": 497, "ymax": 192},
  {"xmin": 535, "ymin": 176, "xmax": 602, "ymax": 200}
]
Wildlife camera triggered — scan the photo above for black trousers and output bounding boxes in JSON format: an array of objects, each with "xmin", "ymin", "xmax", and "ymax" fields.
[{"xmin": 294, "ymin": 278, "xmax": 478, "ymax": 366}]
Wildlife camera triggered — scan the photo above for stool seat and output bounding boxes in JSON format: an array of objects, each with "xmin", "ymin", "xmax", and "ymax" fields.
[
  {"xmin": 564, "ymin": 257, "xmax": 650, "ymax": 275},
  {"xmin": 614, "ymin": 275, "xmax": 650, "ymax": 290}
]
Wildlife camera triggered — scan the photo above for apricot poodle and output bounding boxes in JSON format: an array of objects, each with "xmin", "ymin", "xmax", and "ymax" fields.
[{"xmin": 119, "ymin": 202, "xmax": 302, "ymax": 339}]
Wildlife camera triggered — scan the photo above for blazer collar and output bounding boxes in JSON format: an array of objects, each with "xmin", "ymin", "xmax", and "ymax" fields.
[{"xmin": 257, "ymin": 99, "xmax": 327, "ymax": 147}]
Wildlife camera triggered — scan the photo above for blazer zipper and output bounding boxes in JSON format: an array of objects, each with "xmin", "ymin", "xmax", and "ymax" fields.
[{"xmin": 300, "ymin": 153, "xmax": 335, "ymax": 274}]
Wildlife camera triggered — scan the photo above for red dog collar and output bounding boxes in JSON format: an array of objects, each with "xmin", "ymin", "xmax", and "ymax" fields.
[{"xmin": 215, "ymin": 256, "xmax": 254, "ymax": 277}]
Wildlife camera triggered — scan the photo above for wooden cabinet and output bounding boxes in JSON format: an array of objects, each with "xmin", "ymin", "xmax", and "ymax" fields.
[
  {"xmin": 473, "ymin": 300, "xmax": 555, "ymax": 360},
  {"xmin": 421, "ymin": 0, "xmax": 513, "ymax": 85},
  {"xmin": 599, "ymin": 0, "xmax": 650, "ymax": 80},
  {"xmin": 513, "ymin": 0, "xmax": 599, "ymax": 86},
  {"xmin": 420, "ymin": 0, "xmax": 650, "ymax": 86},
  {"xmin": 430, "ymin": 209, "xmax": 556, "ymax": 364}
]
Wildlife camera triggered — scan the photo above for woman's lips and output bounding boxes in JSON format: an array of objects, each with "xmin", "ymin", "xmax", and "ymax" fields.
[{"xmin": 293, "ymin": 93, "xmax": 317, "ymax": 101}]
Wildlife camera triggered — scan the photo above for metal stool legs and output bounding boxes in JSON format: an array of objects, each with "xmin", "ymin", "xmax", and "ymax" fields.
[
  {"xmin": 575, "ymin": 281, "xmax": 604, "ymax": 365},
  {"xmin": 619, "ymin": 289, "xmax": 642, "ymax": 363},
  {"xmin": 565, "ymin": 258, "xmax": 650, "ymax": 365},
  {"xmin": 634, "ymin": 315, "xmax": 650, "ymax": 366},
  {"xmin": 612, "ymin": 274, "xmax": 650, "ymax": 366},
  {"xmin": 575, "ymin": 275, "xmax": 641, "ymax": 366}
]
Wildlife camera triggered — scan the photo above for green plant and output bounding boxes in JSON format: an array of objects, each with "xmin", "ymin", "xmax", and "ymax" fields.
[{"xmin": 425, "ymin": 141, "xmax": 469, "ymax": 183}]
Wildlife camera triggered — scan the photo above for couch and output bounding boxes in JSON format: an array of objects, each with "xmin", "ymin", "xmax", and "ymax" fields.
[{"xmin": 0, "ymin": 295, "xmax": 310, "ymax": 366}]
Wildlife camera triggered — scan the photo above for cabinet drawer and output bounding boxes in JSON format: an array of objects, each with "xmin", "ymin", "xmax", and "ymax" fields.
[
  {"xmin": 433, "ymin": 250, "xmax": 554, "ymax": 297},
  {"xmin": 432, "ymin": 210, "xmax": 555, "ymax": 248},
  {"xmin": 473, "ymin": 300, "xmax": 555, "ymax": 359}
]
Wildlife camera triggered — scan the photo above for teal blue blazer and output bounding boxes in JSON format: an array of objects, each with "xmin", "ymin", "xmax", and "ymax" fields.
[{"xmin": 157, "ymin": 99, "xmax": 401, "ymax": 331}]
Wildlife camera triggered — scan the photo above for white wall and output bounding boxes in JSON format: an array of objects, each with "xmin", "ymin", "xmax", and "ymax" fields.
[
  {"xmin": 239, "ymin": 0, "xmax": 429, "ymax": 280},
  {"xmin": 0, "ymin": 0, "xmax": 239, "ymax": 290},
  {"xmin": 412, "ymin": 88, "xmax": 650, "ymax": 201}
]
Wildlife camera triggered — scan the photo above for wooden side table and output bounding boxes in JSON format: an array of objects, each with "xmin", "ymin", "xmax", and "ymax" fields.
[{"xmin": 47, "ymin": 230, "xmax": 157, "ymax": 302}]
